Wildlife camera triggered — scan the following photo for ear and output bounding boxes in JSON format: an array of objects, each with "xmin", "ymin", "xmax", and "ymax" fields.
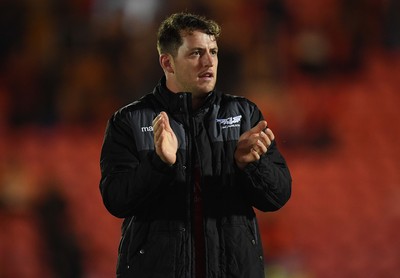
[{"xmin": 159, "ymin": 54, "xmax": 174, "ymax": 74}]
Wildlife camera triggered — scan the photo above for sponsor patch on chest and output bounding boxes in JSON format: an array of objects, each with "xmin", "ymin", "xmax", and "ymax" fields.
[{"xmin": 216, "ymin": 115, "xmax": 242, "ymax": 129}]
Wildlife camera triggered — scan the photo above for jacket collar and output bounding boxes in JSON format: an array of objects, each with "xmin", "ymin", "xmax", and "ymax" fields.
[{"xmin": 153, "ymin": 76, "xmax": 218, "ymax": 115}]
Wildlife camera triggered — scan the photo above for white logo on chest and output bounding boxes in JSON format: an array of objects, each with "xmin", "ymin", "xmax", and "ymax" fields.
[{"xmin": 216, "ymin": 115, "xmax": 242, "ymax": 129}]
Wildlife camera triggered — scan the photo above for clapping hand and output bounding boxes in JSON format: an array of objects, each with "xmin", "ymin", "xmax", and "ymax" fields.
[
  {"xmin": 234, "ymin": 121, "xmax": 274, "ymax": 170},
  {"xmin": 152, "ymin": 112, "xmax": 178, "ymax": 165}
]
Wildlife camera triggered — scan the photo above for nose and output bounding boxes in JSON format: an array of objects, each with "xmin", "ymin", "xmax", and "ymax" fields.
[{"xmin": 202, "ymin": 51, "xmax": 215, "ymax": 67}]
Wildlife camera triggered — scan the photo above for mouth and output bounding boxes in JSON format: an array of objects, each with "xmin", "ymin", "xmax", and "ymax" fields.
[{"xmin": 198, "ymin": 71, "xmax": 214, "ymax": 79}]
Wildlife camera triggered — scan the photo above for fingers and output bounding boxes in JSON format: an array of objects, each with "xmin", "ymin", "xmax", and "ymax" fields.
[
  {"xmin": 256, "ymin": 138, "xmax": 268, "ymax": 153},
  {"xmin": 153, "ymin": 111, "xmax": 169, "ymax": 130},
  {"xmin": 153, "ymin": 112, "xmax": 167, "ymax": 144},
  {"xmin": 259, "ymin": 128, "xmax": 274, "ymax": 147},
  {"xmin": 153, "ymin": 111, "xmax": 176, "ymax": 143},
  {"xmin": 234, "ymin": 120, "xmax": 276, "ymax": 169},
  {"xmin": 253, "ymin": 120, "xmax": 268, "ymax": 134},
  {"xmin": 152, "ymin": 113, "xmax": 162, "ymax": 131},
  {"xmin": 247, "ymin": 125, "xmax": 275, "ymax": 158},
  {"xmin": 152, "ymin": 112, "xmax": 178, "ymax": 165},
  {"xmin": 250, "ymin": 147, "xmax": 261, "ymax": 160},
  {"xmin": 240, "ymin": 120, "xmax": 269, "ymax": 140},
  {"xmin": 254, "ymin": 120, "xmax": 274, "ymax": 145},
  {"xmin": 250, "ymin": 126, "xmax": 274, "ymax": 146},
  {"xmin": 263, "ymin": 127, "xmax": 275, "ymax": 141},
  {"xmin": 152, "ymin": 111, "xmax": 167, "ymax": 128},
  {"xmin": 152, "ymin": 116, "xmax": 163, "ymax": 142},
  {"xmin": 160, "ymin": 111, "xmax": 172, "ymax": 131}
]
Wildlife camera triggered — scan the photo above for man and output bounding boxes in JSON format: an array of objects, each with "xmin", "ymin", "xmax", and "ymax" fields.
[{"xmin": 100, "ymin": 12, "xmax": 291, "ymax": 278}]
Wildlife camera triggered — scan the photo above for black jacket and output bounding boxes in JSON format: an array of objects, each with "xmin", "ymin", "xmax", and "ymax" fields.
[{"xmin": 100, "ymin": 77, "xmax": 292, "ymax": 278}]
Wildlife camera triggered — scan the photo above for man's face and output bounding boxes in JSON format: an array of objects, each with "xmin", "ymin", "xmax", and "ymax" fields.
[{"xmin": 170, "ymin": 30, "xmax": 218, "ymax": 96}]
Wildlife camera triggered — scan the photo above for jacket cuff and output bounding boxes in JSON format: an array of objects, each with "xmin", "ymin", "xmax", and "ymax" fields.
[
  {"xmin": 242, "ymin": 160, "xmax": 260, "ymax": 175},
  {"xmin": 150, "ymin": 153, "xmax": 176, "ymax": 173}
]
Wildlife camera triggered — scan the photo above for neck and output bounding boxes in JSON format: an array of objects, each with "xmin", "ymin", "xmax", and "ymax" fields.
[{"xmin": 164, "ymin": 77, "xmax": 209, "ymax": 110}]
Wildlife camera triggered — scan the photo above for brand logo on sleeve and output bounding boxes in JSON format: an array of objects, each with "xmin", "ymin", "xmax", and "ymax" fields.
[{"xmin": 216, "ymin": 115, "xmax": 242, "ymax": 129}]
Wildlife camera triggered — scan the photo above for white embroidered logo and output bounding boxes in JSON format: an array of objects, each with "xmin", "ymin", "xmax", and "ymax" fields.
[
  {"xmin": 216, "ymin": 115, "xmax": 242, "ymax": 129},
  {"xmin": 141, "ymin": 125, "xmax": 153, "ymax": 132}
]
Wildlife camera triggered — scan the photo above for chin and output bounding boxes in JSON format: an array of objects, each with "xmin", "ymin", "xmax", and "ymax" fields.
[
  {"xmin": 203, "ymin": 84, "xmax": 216, "ymax": 93},
  {"xmin": 200, "ymin": 88, "xmax": 214, "ymax": 94}
]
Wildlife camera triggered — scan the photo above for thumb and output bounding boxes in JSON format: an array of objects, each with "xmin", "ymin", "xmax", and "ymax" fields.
[{"xmin": 251, "ymin": 120, "xmax": 268, "ymax": 133}]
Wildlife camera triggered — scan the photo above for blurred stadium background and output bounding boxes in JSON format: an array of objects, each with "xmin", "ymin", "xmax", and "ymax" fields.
[{"xmin": 0, "ymin": 0, "xmax": 399, "ymax": 277}]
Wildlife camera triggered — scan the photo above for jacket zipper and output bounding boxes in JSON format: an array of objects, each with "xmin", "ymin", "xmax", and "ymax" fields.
[{"xmin": 182, "ymin": 93, "xmax": 194, "ymax": 276}]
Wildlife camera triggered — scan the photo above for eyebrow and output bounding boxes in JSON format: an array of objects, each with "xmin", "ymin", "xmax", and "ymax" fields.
[{"xmin": 188, "ymin": 47, "xmax": 218, "ymax": 52}]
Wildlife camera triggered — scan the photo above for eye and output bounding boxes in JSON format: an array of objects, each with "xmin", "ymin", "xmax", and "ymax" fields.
[
  {"xmin": 211, "ymin": 49, "xmax": 218, "ymax": 56},
  {"xmin": 191, "ymin": 50, "xmax": 201, "ymax": 56}
]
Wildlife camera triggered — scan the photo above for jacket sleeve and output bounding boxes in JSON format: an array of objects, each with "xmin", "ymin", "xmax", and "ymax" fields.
[
  {"xmin": 99, "ymin": 112, "xmax": 175, "ymax": 218},
  {"xmin": 239, "ymin": 106, "xmax": 292, "ymax": 212}
]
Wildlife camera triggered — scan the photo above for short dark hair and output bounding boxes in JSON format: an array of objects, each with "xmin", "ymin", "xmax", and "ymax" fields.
[{"xmin": 157, "ymin": 12, "xmax": 221, "ymax": 56}]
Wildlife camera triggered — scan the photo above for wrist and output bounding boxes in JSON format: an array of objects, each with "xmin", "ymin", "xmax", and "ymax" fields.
[
  {"xmin": 160, "ymin": 155, "xmax": 176, "ymax": 166},
  {"xmin": 235, "ymin": 160, "xmax": 247, "ymax": 170}
]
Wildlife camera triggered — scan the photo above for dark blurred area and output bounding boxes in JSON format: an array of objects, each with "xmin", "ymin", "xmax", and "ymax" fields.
[{"xmin": 0, "ymin": 0, "xmax": 399, "ymax": 277}]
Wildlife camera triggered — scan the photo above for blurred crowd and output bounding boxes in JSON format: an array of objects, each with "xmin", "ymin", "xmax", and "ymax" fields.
[{"xmin": 0, "ymin": 0, "xmax": 398, "ymax": 131}]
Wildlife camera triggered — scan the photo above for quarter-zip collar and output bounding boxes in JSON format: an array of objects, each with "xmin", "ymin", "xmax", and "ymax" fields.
[{"xmin": 153, "ymin": 76, "xmax": 218, "ymax": 116}]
